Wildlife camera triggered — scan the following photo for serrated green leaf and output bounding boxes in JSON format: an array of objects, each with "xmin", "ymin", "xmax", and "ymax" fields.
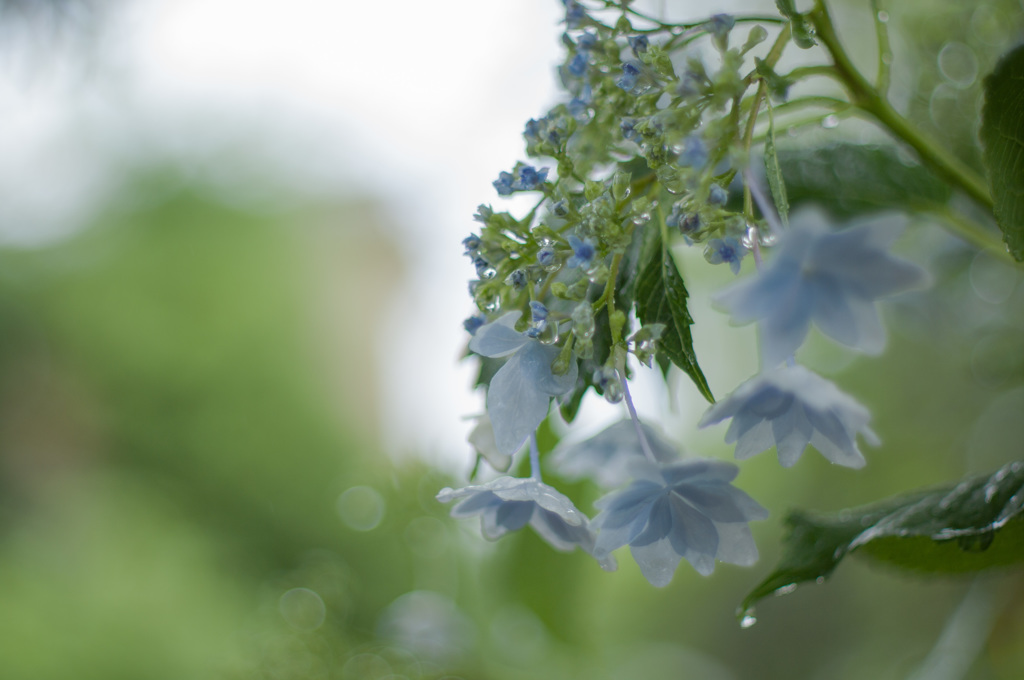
[
  {"xmin": 634, "ymin": 227, "xmax": 713, "ymax": 402},
  {"xmin": 764, "ymin": 100, "xmax": 789, "ymax": 228},
  {"xmin": 741, "ymin": 462, "xmax": 1024, "ymax": 617},
  {"xmin": 981, "ymin": 44, "xmax": 1024, "ymax": 261},
  {"xmin": 779, "ymin": 143, "xmax": 952, "ymax": 218}
]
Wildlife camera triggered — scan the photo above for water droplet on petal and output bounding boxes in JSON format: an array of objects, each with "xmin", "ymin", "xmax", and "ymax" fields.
[{"xmin": 822, "ymin": 115, "xmax": 839, "ymax": 129}]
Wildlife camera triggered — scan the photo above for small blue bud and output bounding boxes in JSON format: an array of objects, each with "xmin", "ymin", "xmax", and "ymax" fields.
[
  {"xmin": 474, "ymin": 256, "xmax": 491, "ymax": 278},
  {"xmin": 530, "ymin": 300, "xmax": 549, "ymax": 322},
  {"xmin": 537, "ymin": 247, "xmax": 557, "ymax": 267},
  {"xmin": 513, "ymin": 165, "xmax": 549, "ymax": 191},
  {"xmin": 567, "ymin": 98, "xmax": 589, "ymax": 121},
  {"xmin": 680, "ymin": 212, "xmax": 701, "ymax": 234},
  {"xmin": 566, "ymin": 235, "xmax": 596, "ymax": 269},
  {"xmin": 617, "ymin": 62, "xmax": 641, "ymax": 91},
  {"xmin": 568, "ymin": 52, "xmax": 588, "ymax": 77},
  {"xmin": 678, "ymin": 135, "xmax": 709, "ymax": 169},
  {"xmin": 509, "ymin": 269, "xmax": 528, "ymax": 289},
  {"xmin": 707, "ymin": 14, "xmax": 735, "ymax": 41},
  {"xmin": 705, "ymin": 236, "xmax": 747, "ymax": 275},
  {"xmin": 563, "ymin": 0, "xmax": 586, "ymax": 28},
  {"xmin": 576, "ymin": 30, "xmax": 598, "ymax": 51},
  {"xmin": 463, "ymin": 315, "xmax": 486, "ymax": 335},
  {"xmin": 553, "ymin": 200, "xmax": 570, "ymax": 217},
  {"xmin": 463, "ymin": 234, "xmax": 481, "ymax": 254},
  {"xmin": 708, "ymin": 183, "xmax": 728, "ymax": 206},
  {"xmin": 620, "ymin": 117, "xmax": 639, "ymax": 141},
  {"xmin": 493, "ymin": 171, "xmax": 514, "ymax": 196},
  {"xmin": 525, "ymin": 320, "xmax": 547, "ymax": 338},
  {"xmin": 628, "ymin": 35, "xmax": 649, "ymax": 56}
]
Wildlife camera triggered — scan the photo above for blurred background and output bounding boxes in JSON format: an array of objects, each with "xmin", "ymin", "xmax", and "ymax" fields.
[{"xmin": 0, "ymin": 0, "xmax": 1020, "ymax": 678}]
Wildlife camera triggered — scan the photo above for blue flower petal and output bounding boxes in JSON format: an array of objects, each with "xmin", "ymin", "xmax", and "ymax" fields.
[
  {"xmin": 667, "ymin": 493, "xmax": 719, "ymax": 564},
  {"xmin": 469, "ymin": 312, "xmax": 529, "ymax": 358},
  {"xmin": 487, "ymin": 351, "xmax": 554, "ymax": 454}
]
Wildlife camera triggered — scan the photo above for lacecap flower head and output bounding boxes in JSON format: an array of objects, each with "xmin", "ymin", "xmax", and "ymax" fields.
[{"xmin": 714, "ymin": 210, "xmax": 929, "ymax": 367}]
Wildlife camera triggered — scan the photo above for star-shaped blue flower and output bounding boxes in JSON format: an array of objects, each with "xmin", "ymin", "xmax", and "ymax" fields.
[
  {"xmin": 437, "ymin": 476, "xmax": 615, "ymax": 570},
  {"xmin": 698, "ymin": 364, "xmax": 880, "ymax": 468},
  {"xmin": 551, "ymin": 419, "xmax": 678, "ymax": 488},
  {"xmin": 714, "ymin": 211, "xmax": 929, "ymax": 367},
  {"xmin": 592, "ymin": 459, "xmax": 768, "ymax": 586},
  {"xmin": 470, "ymin": 312, "xmax": 578, "ymax": 455}
]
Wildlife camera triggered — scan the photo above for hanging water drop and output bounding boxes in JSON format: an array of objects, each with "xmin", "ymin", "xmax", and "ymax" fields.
[{"xmin": 740, "ymin": 609, "xmax": 757, "ymax": 628}]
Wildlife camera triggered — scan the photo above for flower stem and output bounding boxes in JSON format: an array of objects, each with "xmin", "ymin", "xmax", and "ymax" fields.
[
  {"xmin": 620, "ymin": 371, "xmax": 657, "ymax": 464},
  {"xmin": 810, "ymin": 0, "xmax": 993, "ymax": 212}
]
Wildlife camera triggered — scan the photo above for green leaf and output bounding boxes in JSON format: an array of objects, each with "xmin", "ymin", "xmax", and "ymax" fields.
[
  {"xmin": 741, "ymin": 462, "xmax": 1024, "ymax": 618},
  {"xmin": 778, "ymin": 143, "xmax": 952, "ymax": 219},
  {"xmin": 634, "ymin": 226, "xmax": 713, "ymax": 402},
  {"xmin": 764, "ymin": 100, "xmax": 789, "ymax": 228},
  {"xmin": 981, "ymin": 44, "xmax": 1024, "ymax": 261}
]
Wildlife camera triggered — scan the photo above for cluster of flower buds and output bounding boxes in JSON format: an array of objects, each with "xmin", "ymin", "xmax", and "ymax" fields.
[{"xmin": 442, "ymin": 0, "xmax": 929, "ymax": 588}]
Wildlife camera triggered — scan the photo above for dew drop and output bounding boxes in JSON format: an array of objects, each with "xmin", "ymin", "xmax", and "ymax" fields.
[
  {"xmin": 774, "ymin": 583, "xmax": 798, "ymax": 596},
  {"xmin": 876, "ymin": 10, "xmax": 889, "ymax": 23},
  {"xmin": 815, "ymin": 577, "xmax": 826, "ymax": 585},
  {"xmin": 740, "ymin": 611, "xmax": 757, "ymax": 628},
  {"xmin": 822, "ymin": 114, "xmax": 839, "ymax": 129}
]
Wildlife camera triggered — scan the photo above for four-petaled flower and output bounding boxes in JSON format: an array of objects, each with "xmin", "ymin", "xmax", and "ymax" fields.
[
  {"xmin": 551, "ymin": 419, "xmax": 678, "ymax": 488},
  {"xmin": 437, "ymin": 476, "xmax": 615, "ymax": 570},
  {"xmin": 698, "ymin": 364, "xmax": 879, "ymax": 468},
  {"xmin": 566, "ymin": 235, "xmax": 597, "ymax": 269},
  {"xmin": 470, "ymin": 312, "xmax": 578, "ymax": 454},
  {"xmin": 714, "ymin": 211, "xmax": 929, "ymax": 367},
  {"xmin": 592, "ymin": 459, "xmax": 768, "ymax": 586},
  {"xmin": 705, "ymin": 237, "xmax": 747, "ymax": 275}
]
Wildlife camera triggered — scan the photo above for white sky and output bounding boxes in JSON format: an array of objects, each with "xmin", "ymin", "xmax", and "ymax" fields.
[{"xmin": 0, "ymin": 0, "xmax": 762, "ymax": 472}]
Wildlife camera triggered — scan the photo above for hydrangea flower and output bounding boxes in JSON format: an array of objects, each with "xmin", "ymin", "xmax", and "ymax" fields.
[
  {"xmin": 437, "ymin": 476, "xmax": 615, "ymax": 570},
  {"xmin": 617, "ymin": 62, "xmax": 641, "ymax": 91},
  {"xmin": 678, "ymin": 135, "xmax": 708, "ymax": 169},
  {"xmin": 698, "ymin": 364, "xmax": 880, "ymax": 468},
  {"xmin": 592, "ymin": 459, "xmax": 768, "ymax": 586},
  {"xmin": 469, "ymin": 312, "xmax": 578, "ymax": 454},
  {"xmin": 704, "ymin": 236, "xmax": 747, "ymax": 274},
  {"xmin": 714, "ymin": 211, "xmax": 929, "ymax": 367},
  {"xmin": 551, "ymin": 419, "xmax": 678, "ymax": 488},
  {"xmin": 493, "ymin": 165, "xmax": 549, "ymax": 196},
  {"xmin": 566, "ymin": 235, "xmax": 596, "ymax": 269}
]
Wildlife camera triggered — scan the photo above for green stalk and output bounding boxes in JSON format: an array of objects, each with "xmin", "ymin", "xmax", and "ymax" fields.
[{"xmin": 810, "ymin": 0, "xmax": 993, "ymax": 212}]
